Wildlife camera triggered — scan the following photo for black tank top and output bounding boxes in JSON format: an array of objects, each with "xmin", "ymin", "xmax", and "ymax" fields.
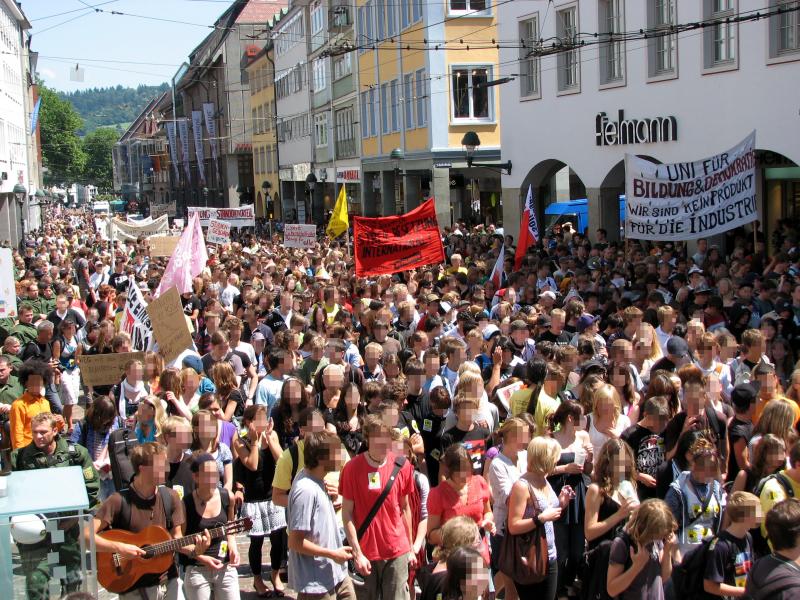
[{"xmin": 182, "ymin": 489, "xmax": 230, "ymax": 566}]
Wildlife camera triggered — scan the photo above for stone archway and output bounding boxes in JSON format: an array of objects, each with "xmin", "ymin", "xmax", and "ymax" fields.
[
  {"xmin": 599, "ymin": 155, "xmax": 660, "ymax": 242},
  {"xmin": 518, "ymin": 159, "xmax": 587, "ymax": 233}
]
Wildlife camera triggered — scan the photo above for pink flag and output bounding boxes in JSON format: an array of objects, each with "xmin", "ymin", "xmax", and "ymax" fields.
[{"xmin": 155, "ymin": 212, "xmax": 208, "ymax": 298}]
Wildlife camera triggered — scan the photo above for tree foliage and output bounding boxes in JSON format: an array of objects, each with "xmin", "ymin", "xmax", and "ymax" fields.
[
  {"xmin": 82, "ymin": 128, "xmax": 118, "ymax": 191},
  {"xmin": 58, "ymin": 83, "xmax": 169, "ymax": 134},
  {"xmin": 39, "ymin": 86, "xmax": 86, "ymax": 186}
]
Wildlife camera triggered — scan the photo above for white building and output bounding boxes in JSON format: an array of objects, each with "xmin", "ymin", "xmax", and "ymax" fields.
[
  {"xmin": 0, "ymin": 0, "xmax": 31, "ymax": 245},
  {"xmin": 498, "ymin": 0, "xmax": 800, "ymax": 246},
  {"xmin": 275, "ymin": 1, "xmax": 314, "ymax": 223}
]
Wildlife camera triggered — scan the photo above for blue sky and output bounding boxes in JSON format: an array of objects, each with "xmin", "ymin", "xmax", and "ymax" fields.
[{"xmin": 23, "ymin": 0, "xmax": 234, "ymax": 92}]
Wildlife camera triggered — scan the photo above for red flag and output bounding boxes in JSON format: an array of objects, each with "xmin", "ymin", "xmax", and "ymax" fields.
[
  {"xmin": 490, "ymin": 244, "xmax": 505, "ymax": 288},
  {"xmin": 514, "ymin": 184, "xmax": 539, "ymax": 270}
]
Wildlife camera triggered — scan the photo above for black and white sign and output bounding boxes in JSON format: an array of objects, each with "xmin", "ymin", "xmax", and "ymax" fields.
[{"xmin": 625, "ymin": 132, "xmax": 757, "ymax": 241}]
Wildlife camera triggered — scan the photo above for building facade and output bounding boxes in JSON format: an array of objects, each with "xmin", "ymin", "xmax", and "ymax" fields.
[
  {"xmin": 275, "ymin": 1, "xmax": 314, "ymax": 223},
  {"xmin": 0, "ymin": 0, "xmax": 31, "ymax": 245},
  {"xmin": 247, "ymin": 39, "xmax": 281, "ymax": 223},
  {"xmin": 498, "ymin": 0, "xmax": 800, "ymax": 246},
  {"xmin": 354, "ymin": 0, "xmax": 504, "ymax": 228}
]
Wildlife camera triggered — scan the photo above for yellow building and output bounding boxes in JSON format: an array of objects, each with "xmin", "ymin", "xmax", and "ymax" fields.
[
  {"xmin": 355, "ymin": 0, "xmax": 504, "ymax": 227},
  {"xmin": 246, "ymin": 40, "xmax": 281, "ymax": 222}
]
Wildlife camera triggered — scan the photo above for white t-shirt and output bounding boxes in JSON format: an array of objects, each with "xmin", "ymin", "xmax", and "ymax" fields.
[{"xmin": 487, "ymin": 450, "xmax": 526, "ymax": 533}]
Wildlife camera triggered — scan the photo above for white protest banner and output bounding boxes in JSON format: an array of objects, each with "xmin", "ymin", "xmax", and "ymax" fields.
[
  {"xmin": 283, "ymin": 223, "xmax": 317, "ymax": 249},
  {"xmin": 150, "ymin": 200, "xmax": 177, "ymax": 218},
  {"xmin": 0, "ymin": 248, "xmax": 17, "ymax": 319},
  {"xmin": 121, "ymin": 280, "xmax": 153, "ymax": 351},
  {"xmin": 111, "ymin": 214, "xmax": 170, "ymax": 241},
  {"xmin": 174, "ymin": 218, "xmax": 184, "ymax": 229},
  {"xmin": 187, "ymin": 205, "xmax": 255, "ymax": 228},
  {"xmin": 95, "ymin": 217, "xmax": 110, "ymax": 241},
  {"xmin": 126, "ymin": 215, "xmax": 153, "ymax": 225},
  {"xmin": 192, "ymin": 110, "xmax": 206, "ymax": 184},
  {"xmin": 207, "ymin": 219, "xmax": 231, "ymax": 245},
  {"xmin": 625, "ymin": 132, "xmax": 757, "ymax": 241}
]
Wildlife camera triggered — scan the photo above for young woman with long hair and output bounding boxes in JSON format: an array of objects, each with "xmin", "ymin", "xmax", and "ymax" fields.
[
  {"xmin": 232, "ymin": 405, "xmax": 286, "ymax": 597},
  {"xmin": 191, "ymin": 409, "xmax": 233, "ymax": 492},
  {"xmin": 70, "ymin": 394, "xmax": 122, "ymax": 500},
  {"xmin": 271, "ymin": 376, "xmax": 311, "ymax": 449},
  {"xmin": 209, "ymin": 362, "xmax": 245, "ymax": 423},
  {"xmin": 732, "ymin": 433, "xmax": 786, "ymax": 494},
  {"xmin": 587, "ymin": 384, "xmax": 631, "ymax": 457},
  {"xmin": 332, "ymin": 381, "xmax": 366, "ymax": 457},
  {"xmin": 548, "ymin": 400, "xmax": 593, "ymax": 598}
]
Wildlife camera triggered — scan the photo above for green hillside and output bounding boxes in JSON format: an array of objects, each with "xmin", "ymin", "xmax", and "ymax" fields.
[{"xmin": 57, "ymin": 83, "xmax": 169, "ymax": 135}]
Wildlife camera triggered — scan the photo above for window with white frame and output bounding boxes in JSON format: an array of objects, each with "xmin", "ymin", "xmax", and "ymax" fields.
[
  {"xmin": 449, "ymin": 0, "xmax": 488, "ymax": 15},
  {"xmin": 275, "ymin": 12, "xmax": 304, "ymax": 56},
  {"xmin": 703, "ymin": 0, "xmax": 736, "ymax": 67},
  {"xmin": 390, "ymin": 79, "xmax": 399, "ymax": 131},
  {"xmin": 451, "ymin": 66, "xmax": 491, "ymax": 121},
  {"xmin": 401, "ymin": 0, "xmax": 410, "ymax": 28},
  {"xmin": 369, "ymin": 87, "xmax": 378, "ymax": 135},
  {"xmin": 311, "ymin": 1, "xmax": 327, "ymax": 50},
  {"xmin": 387, "ymin": 0, "xmax": 397, "ymax": 36},
  {"xmin": 599, "ymin": 0, "xmax": 625, "ymax": 84},
  {"xmin": 769, "ymin": 0, "xmax": 800, "ymax": 57},
  {"xmin": 312, "ymin": 59, "xmax": 328, "ymax": 92},
  {"xmin": 335, "ymin": 107, "xmax": 357, "ymax": 157},
  {"xmin": 648, "ymin": 0, "xmax": 677, "ymax": 76},
  {"xmin": 519, "ymin": 16, "xmax": 540, "ymax": 97},
  {"xmin": 361, "ymin": 92, "xmax": 370, "ymax": 138},
  {"xmin": 252, "ymin": 108, "xmax": 259, "ymax": 135},
  {"xmin": 381, "ymin": 82, "xmax": 390, "ymax": 133},
  {"xmin": 403, "ymin": 73, "xmax": 415, "ymax": 129},
  {"xmin": 377, "ymin": 0, "xmax": 385, "ymax": 40},
  {"xmin": 358, "ymin": 5, "xmax": 366, "ymax": 51},
  {"xmin": 415, "ymin": 69, "xmax": 427, "ymax": 127},
  {"xmin": 556, "ymin": 6, "xmax": 580, "ymax": 91},
  {"xmin": 333, "ymin": 53, "xmax": 352, "ymax": 80},
  {"xmin": 365, "ymin": 1, "xmax": 374, "ymax": 43},
  {"xmin": 412, "ymin": 0, "xmax": 423, "ymax": 22},
  {"xmin": 314, "ymin": 113, "xmax": 328, "ymax": 147}
]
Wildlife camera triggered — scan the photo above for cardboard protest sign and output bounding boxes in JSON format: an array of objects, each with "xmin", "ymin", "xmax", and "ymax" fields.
[
  {"xmin": 284, "ymin": 224, "xmax": 317, "ymax": 249},
  {"xmin": 353, "ymin": 199, "xmax": 444, "ymax": 277},
  {"xmin": 207, "ymin": 219, "xmax": 231, "ymax": 245},
  {"xmin": 79, "ymin": 352, "xmax": 145, "ymax": 387},
  {"xmin": 121, "ymin": 281, "xmax": 153, "ymax": 351},
  {"xmin": 148, "ymin": 235, "xmax": 180, "ymax": 257},
  {"xmin": 146, "ymin": 286, "xmax": 193, "ymax": 363},
  {"xmin": 625, "ymin": 132, "xmax": 757, "ymax": 240}
]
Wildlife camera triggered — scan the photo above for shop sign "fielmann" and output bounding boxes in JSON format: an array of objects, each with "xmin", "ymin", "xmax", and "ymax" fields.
[{"xmin": 596, "ymin": 110, "xmax": 678, "ymax": 146}]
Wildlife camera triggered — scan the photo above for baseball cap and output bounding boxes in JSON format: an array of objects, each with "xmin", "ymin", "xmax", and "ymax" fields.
[
  {"xmin": 666, "ymin": 336, "xmax": 689, "ymax": 359},
  {"xmin": 539, "ymin": 290, "xmax": 556, "ymax": 301},
  {"xmin": 482, "ymin": 324, "xmax": 501, "ymax": 341},
  {"xmin": 731, "ymin": 383, "xmax": 758, "ymax": 411},
  {"xmin": 510, "ymin": 319, "xmax": 529, "ymax": 332},
  {"xmin": 576, "ymin": 313, "xmax": 600, "ymax": 333},
  {"xmin": 251, "ymin": 331, "xmax": 266, "ymax": 342},
  {"xmin": 425, "ymin": 293, "xmax": 440, "ymax": 304},
  {"xmin": 536, "ymin": 314, "xmax": 551, "ymax": 328},
  {"xmin": 182, "ymin": 355, "xmax": 204, "ymax": 374}
]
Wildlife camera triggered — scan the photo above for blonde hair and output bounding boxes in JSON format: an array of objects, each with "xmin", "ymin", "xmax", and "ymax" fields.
[
  {"xmin": 726, "ymin": 491, "xmax": 760, "ymax": 523},
  {"xmin": 754, "ymin": 398, "xmax": 797, "ymax": 445},
  {"xmin": 591, "ymin": 383, "xmax": 622, "ymax": 423},
  {"xmin": 140, "ymin": 395, "xmax": 166, "ymax": 438},
  {"xmin": 432, "ymin": 516, "xmax": 480, "ymax": 562},
  {"xmin": 636, "ymin": 322, "xmax": 663, "ymax": 362},
  {"xmin": 161, "ymin": 415, "xmax": 191, "ymax": 438},
  {"xmin": 497, "ymin": 416, "xmax": 528, "ymax": 442},
  {"xmin": 526, "ymin": 437, "xmax": 560, "ymax": 476},
  {"xmin": 454, "ymin": 370, "xmax": 484, "ymax": 406},
  {"xmin": 625, "ymin": 499, "xmax": 677, "ymax": 546},
  {"xmin": 457, "ymin": 361, "xmax": 482, "ymax": 378}
]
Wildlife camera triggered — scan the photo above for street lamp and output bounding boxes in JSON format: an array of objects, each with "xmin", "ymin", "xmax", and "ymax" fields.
[
  {"xmin": 13, "ymin": 183, "xmax": 25, "ymax": 246},
  {"xmin": 305, "ymin": 172, "xmax": 318, "ymax": 225},
  {"xmin": 262, "ymin": 180, "xmax": 273, "ymax": 238},
  {"xmin": 460, "ymin": 131, "xmax": 512, "ymax": 174},
  {"xmin": 390, "ymin": 148, "xmax": 404, "ymax": 214}
]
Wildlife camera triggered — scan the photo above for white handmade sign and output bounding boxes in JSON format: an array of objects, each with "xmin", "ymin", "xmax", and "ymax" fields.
[
  {"xmin": 283, "ymin": 223, "xmax": 317, "ymax": 249},
  {"xmin": 625, "ymin": 132, "xmax": 757, "ymax": 240},
  {"xmin": 207, "ymin": 218, "xmax": 231, "ymax": 245}
]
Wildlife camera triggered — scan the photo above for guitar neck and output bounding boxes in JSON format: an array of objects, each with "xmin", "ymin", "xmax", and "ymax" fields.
[{"xmin": 145, "ymin": 524, "xmax": 230, "ymax": 557}]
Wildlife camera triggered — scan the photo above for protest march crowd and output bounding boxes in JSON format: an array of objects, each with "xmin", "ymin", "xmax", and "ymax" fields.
[{"xmin": 5, "ymin": 202, "xmax": 800, "ymax": 600}]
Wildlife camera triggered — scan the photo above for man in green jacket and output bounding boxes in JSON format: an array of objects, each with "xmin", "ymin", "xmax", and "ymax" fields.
[{"xmin": 11, "ymin": 411, "xmax": 99, "ymax": 600}]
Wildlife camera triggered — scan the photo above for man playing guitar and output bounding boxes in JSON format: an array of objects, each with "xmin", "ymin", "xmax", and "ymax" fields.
[{"xmin": 90, "ymin": 442, "xmax": 211, "ymax": 600}]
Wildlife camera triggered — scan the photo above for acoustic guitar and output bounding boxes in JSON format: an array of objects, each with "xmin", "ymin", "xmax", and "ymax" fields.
[{"xmin": 97, "ymin": 517, "xmax": 252, "ymax": 593}]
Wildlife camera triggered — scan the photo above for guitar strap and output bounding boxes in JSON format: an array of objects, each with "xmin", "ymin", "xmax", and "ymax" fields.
[{"xmin": 114, "ymin": 486, "xmax": 174, "ymax": 532}]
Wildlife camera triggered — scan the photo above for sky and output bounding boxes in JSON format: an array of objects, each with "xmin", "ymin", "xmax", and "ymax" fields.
[{"xmin": 23, "ymin": 0, "xmax": 236, "ymax": 92}]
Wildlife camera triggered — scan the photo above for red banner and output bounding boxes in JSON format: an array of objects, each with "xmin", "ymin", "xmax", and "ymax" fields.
[{"xmin": 353, "ymin": 199, "xmax": 445, "ymax": 277}]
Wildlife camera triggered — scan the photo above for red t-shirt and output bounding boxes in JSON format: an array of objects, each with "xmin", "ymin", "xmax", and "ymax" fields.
[
  {"xmin": 340, "ymin": 451, "xmax": 413, "ymax": 562},
  {"xmin": 426, "ymin": 475, "xmax": 491, "ymax": 564}
]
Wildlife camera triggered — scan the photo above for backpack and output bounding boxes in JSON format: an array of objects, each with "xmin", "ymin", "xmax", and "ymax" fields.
[
  {"xmin": 671, "ymin": 537, "xmax": 714, "ymax": 600},
  {"xmin": 109, "ymin": 428, "xmax": 139, "ymax": 492},
  {"xmin": 752, "ymin": 472, "xmax": 795, "ymax": 557},
  {"xmin": 580, "ymin": 531, "xmax": 632, "ymax": 600}
]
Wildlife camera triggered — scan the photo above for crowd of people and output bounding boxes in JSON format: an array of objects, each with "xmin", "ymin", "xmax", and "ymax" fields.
[{"xmin": 4, "ymin": 205, "xmax": 800, "ymax": 600}]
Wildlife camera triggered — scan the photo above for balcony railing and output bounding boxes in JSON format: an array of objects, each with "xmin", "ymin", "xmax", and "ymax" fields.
[{"xmin": 335, "ymin": 137, "xmax": 357, "ymax": 158}]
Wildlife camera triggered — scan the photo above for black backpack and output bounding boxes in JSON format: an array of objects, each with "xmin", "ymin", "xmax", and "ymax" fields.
[
  {"xmin": 671, "ymin": 537, "xmax": 714, "ymax": 600},
  {"xmin": 580, "ymin": 531, "xmax": 632, "ymax": 600},
  {"xmin": 109, "ymin": 428, "xmax": 139, "ymax": 492}
]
